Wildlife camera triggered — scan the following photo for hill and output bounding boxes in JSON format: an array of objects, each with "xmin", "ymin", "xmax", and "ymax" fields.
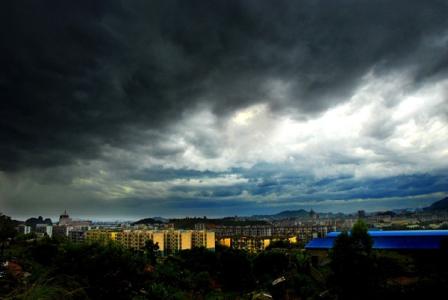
[
  {"xmin": 275, "ymin": 209, "xmax": 310, "ymax": 218},
  {"xmin": 131, "ymin": 218, "xmax": 165, "ymax": 226},
  {"xmin": 252, "ymin": 209, "xmax": 312, "ymax": 220},
  {"xmin": 426, "ymin": 197, "xmax": 448, "ymax": 211}
]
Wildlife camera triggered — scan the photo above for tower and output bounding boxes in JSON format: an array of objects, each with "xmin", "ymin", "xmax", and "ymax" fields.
[{"xmin": 59, "ymin": 210, "xmax": 71, "ymax": 225}]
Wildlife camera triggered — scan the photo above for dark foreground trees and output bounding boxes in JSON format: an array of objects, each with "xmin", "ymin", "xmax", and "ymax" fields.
[
  {"xmin": 1, "ymin": 236, "xmax": 320, "ymax": 299},
  {"xmin": 5, "ymin": 238, "xmax": 148, "ymax": 299},
  {"xmin": 0, "ymin": 213, "xmax": 17, "ymax": 260},
  {"xmin": 144, "ymin": 239, "xmax": 159, "ymax": 265}
]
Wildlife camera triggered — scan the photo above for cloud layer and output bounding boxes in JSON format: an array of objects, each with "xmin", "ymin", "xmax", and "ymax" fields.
[{"xmin": 1, "ymin": 0, "xmax": 448, "ymax": 218}]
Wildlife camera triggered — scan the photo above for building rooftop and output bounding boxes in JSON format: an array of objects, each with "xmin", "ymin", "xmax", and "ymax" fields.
[{"xmin": 305, "ymin": 230, "xmax": 448, "ymax": 250}]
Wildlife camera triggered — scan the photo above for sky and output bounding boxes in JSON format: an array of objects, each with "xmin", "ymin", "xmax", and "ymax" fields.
[{"xmin": 1, "ymin": 0, "xmax": 448, "ymax": 220}]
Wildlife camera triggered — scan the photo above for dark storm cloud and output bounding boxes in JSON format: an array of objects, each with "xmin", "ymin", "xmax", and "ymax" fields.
[
  {"xmin": 1, "ymin": 0, "xmax": 448, "ymax": 172},
  {"xmin": 144, "ymin": 162, "xmax": 448, "ymax": 204},
  {"xmin": 109, "ymin": 170, "xmax": 448, "ymax": 216},
  {"xmin": 229, "ymin": 164, "xmax": 448, "ymax": 202}
]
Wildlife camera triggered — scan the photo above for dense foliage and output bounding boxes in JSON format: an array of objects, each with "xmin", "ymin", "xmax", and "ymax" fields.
[
  {"xmin": 0, "ymin": 238, "xmax": 318, "ymax": 299},
  {"xmin": 0, "ymin": 213, "xmax": 18, "ymax": 260}
]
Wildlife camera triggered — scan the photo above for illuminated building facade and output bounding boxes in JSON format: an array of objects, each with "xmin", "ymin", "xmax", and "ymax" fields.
[
  {"xmin": 217, "ymin": 237, "xmax": 271, "ymax": 253},
  {"xmin": 84, "ymin": 228, "xmax": 215, "ymax": 255},
  {"xmin": 85, "ymin": 229, "xmax": 119, "ymax": 244},
  {"xmin": 117, "ymin": 230, "xmax": 165, "ymax": 252}
]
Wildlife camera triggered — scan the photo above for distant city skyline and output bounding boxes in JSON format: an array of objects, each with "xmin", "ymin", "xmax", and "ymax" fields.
[
  {"xmin": 10, "ymin": 194, "xmax": 447, "ymax": 222},
  {"xmin": 1, "ymin": 1, "xmax": 448, "ymax": 219}
]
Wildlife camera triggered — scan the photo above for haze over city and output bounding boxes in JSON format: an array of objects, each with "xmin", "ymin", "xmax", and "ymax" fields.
[{"xmin": 1, "ymin": 0, "xmax": 448, "ymax": 220}]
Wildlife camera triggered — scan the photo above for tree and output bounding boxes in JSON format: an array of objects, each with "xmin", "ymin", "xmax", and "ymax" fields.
[
  {"xmin": 0, "ymin": 213, "xmax": 17, "ymax": 259},
  {"xmin": 351, "ymin": 218, "xmax": 373, "ymax": 253},
  {"xmin": 218, "ymin": 248, "xmax": 255, "ymax": 291},
  {"xmin": 253, "ymin": 251, "xmax": 289, "ymax": 286},
  {"xmin": 53, "ymin": 241, "xmax": 147, "ymax": 299},
  {"xmin": 178, "ymin": 247, "xmax": 218, "ymax": 275},
  {"xmin": 330, "ymin": 220, "xmax": 377, "ymax": 300},
  {"xmin": 144, "ymin": 239, "xmax": 160, "ymax": 265}
]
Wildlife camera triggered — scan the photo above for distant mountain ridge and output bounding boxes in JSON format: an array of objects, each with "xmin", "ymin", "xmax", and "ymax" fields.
[
  {"xmin": 275, "ymin": 209, "xmax": 310, "ymax": 218},
  {"xmin": 131, "ymin": 218, "xmax": 165, "ymax": 226},
  {"xmin": 252, "ymin": 209, "xmax": 312, "ymax": 219},
  {"xmin": 257, "ymin": 197, "xmax": 448, "ymax": 219},
  {"xmin": 426, "ymin": 197, "xmax": 448, "ymax": 211},
  {"xmin": 131, "ymin": 197, "xmax": 448, "ymax": 225}
]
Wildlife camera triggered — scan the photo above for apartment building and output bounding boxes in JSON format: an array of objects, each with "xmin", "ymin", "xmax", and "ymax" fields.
[
  {"xmin": 117, "ymin": 230, "xmax": 165, "ymax": 252},
  {"xmin": 85, "ymin": 228, "xmax": 215, "ymax": 255},
  {"xmin": 85, "ymin": 229, "xmax": 119, "ymax": 244}
]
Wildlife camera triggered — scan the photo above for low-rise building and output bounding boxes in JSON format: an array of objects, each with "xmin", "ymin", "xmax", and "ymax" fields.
[
  {"xmin": 214, "ymin": 225, "xmax": 272, "ymax": 238},
  {"xmin": 230, "ymin": 237, "xmax": 271, "ymax": 253},
  {"xmin": 306, "ymin": 230, "xmax": 448, "ymax": 265},
  {"xmin": 17, "ymin": 224, "xmax": 31, "ymax": 235}
]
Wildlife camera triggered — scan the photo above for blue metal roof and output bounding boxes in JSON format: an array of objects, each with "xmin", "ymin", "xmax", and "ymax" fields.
[
  {"xmin": 306, "ymin": 238, "xmax": 335, "ymax": 249},
  {"xmin": 326, "ymin": 230, "xmax": 448, "ymax": 237},
  {"xmin": 306, "ymin": 230, "xmax": 448, "ymax": 250}
]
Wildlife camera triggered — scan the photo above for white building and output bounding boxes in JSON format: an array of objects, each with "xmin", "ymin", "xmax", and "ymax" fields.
[
  {"xmin": 35, "ymin": 224, "xmax": 53, "ymax": 238},
  {"xmin": 17, "ymin": 224, "xmax": 31, "ymax": 235}
]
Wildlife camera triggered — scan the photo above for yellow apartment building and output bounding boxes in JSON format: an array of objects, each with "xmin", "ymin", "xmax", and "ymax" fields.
[
  {"xmin": 85, "ymin": 228, "xmax": 215, "ymax": 254},
  {"xmin": 85, "ymin": 230, "xmax": 119, "ymax": 244},
  {"xmin": 116, "ymin": 230, "xmax": 165, "ymax": 252},
  {"xmin": 192, "ymin": 230, "xmax": 215, "ymax": 250}
]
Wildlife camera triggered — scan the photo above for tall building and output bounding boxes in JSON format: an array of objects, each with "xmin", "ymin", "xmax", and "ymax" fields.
[
  {"xmin": 59, "ymin": 210, "xmax": 71, "ymax": 225},
  {"xmin": 164, "ymin": 230, "xmax": 193, "ymax": 254},
  {"xmin": 180, "ymin": 231, "xmax": 192, "ymax": 250},
  {"xmin": 35, "ymin": 224, "xmax": 53, "ymax": 238},
  {"xmin": 52, "ymin": 225, "xmax": 69, "ymax": 238},
  {"xmin": 85, "ymin": 230, "xmax": 118, "ymax": 244},
  {"xmin": 358, "ymin": 210, "xmax": 366, "ymax": 219},
  {"xmin": 68, "ymin": 230, "xmax": 85, "ymax": 243},
  {"xmin": 214, "ymin": 225, "xmax": 272, "ymax": 238},
  {"xmin": 194, "ymin": 223, "xmax": 206, "ymax": 230},
  {"xmin": 85, "ymin": 228, "xmax": 215, "ymax": 255},
  {"xmin": 58, "ymin": 210, "xmax": 92, "ymax": 227},
  {"xmin": 192, "ymin": 230, "xmax": 215, "ymax": 250},
  {"xmin": 117, "ymin": 230, "xmax": 165, "ymax": 253},
  {"xmin": 229, "ymin": 237, "xmax": 271, "ymax": 253}
]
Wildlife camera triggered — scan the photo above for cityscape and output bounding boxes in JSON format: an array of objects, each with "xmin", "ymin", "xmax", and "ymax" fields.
[
  {"xmin": 2, "ymin": 0, "xmax": 448, "ymax": 299},
  {"xmin": 2, "ymin": 197, "xmax": 448, "ymax": 299},
  {"xmin": 12, "ymin": 196, "xmax": 448, "ymax": 254}
]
